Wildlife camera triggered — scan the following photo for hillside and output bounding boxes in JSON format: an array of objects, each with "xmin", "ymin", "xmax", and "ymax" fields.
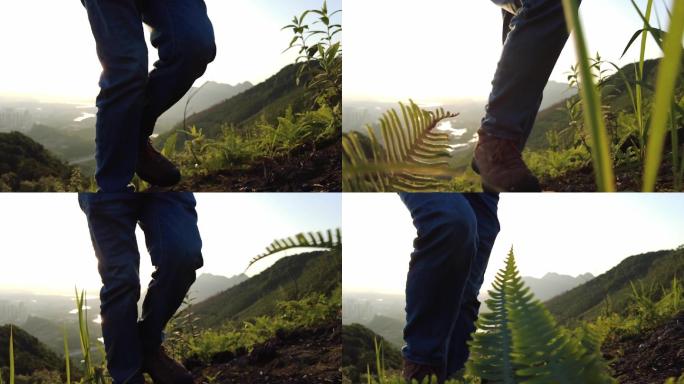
[
  {"xmin": 365, "ymin": 315, "xmax": 404, "ymax": 348},
  {"xmin": 187, "ymin": 250, "xmax": 342, "ymax": 328},
  {"xmin": 26, "ymin": 124, "xmax": 93, "ymax": 163},
  {"xmin": 159, "ymin": 63, "xmax": 308, "ymax": 148},
  {"xmin": 546, "ymin": 248, "xmax": 684, "ymax": 325},
  {"xmin": 0, "ymin": 131, "xmax": 73, "ymax": 191},
  {"xmin": 20, "ymin": 316, "xmax": 102, "ymax": 360},
  {"xmin": 0, "ymin": 325, "xmax": 64, "ymax": 379},
  {"xmin": 527, "ymin": 58, "xmax": 670, "ymax": 150},
  {"xmin": 188, "ymin": 319, "xmax": 342, "ymax": 384},
  {"xmin": 342, "ymin": 323, "xmax": 402, "ymax": 384},
  {"xmin": 602, "ymin": 310, "xmax": 684, "ymax": 384}
]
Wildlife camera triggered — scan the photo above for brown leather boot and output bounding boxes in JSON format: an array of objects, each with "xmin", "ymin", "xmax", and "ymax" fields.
[
  {"xmin": 136, "ymin": 139, "xmax": 181, "ymax": 187},
  {"xmin": 402, "ymin": 358, "xmax": 444, "ymax": 384},
  {"xmin": 472, "ymin": 133, "xmax": 541, "ymax": 192},
  {"xmin": 143, "ymin": 346, "xmax": 193, "ymax": 384}
]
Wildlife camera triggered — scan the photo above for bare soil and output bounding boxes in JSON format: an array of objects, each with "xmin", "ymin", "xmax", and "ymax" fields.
[
  {"xmin": 184, "ymin": 320, "xmax": 342, "ymax": 384},
  {"xmin": 539, "ymin": 154, "xmax": 681, "ymax": 192},
  {"xmin": 149, "ymin": 139, "xmax": 341, "ymax": 192},
  {"xmin": 602, "ymin": 311, "xmax": 684, "ymax": 384}
]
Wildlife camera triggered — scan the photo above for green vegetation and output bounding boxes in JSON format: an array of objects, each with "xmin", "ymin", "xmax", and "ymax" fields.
[
  {"xmin": 342, "ymin": 324, "xmax": 402, "ymax": 384},
  {"xmin": 2, "ymin": 228, "xmax": 342, "ymax": 383},
  {"xmin": 170, "ymin": 293, "xmax": 340, "ymax": 364},
  {"xmin": 155, "ymin": 1, "xmax": 342, "ymax": 188},
  {"xmin": 545, "ymin": 248, "xmax": 684, "ymax": 325},
  {"xmin": 342, "ymin": 100, "xmax": 460, "ymax": 192},
  {"xmin": 0, "ymin": 325, "xmax": 63, "ymax": 383},
  {"xmin": 351, "ymin": 247, "xmax": 684, "ymax": 383},
  {"xmin": 187, "ymin": 249, "xmax": 341, "ymax": 328},
  {"xmin": 0, "ymin": 131, "xmax": 86, "ymax": 192},
  {"xmin": 342, "ymin": 2, "xmax": 684, "ymax": 192},
  {"xmin": 589, "ymin": 275, "xmax": 682, "ymax": 343}
]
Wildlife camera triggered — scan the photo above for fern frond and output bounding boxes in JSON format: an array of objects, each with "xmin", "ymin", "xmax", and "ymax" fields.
[
  {"xmin": 343, "ymin": 100, "xmax": 460, "ymax": 191},
  {"xmin": 245, "ymin": 228, "xmax": 341, "ymax": 271},
  {"xmin": 466, "ymin": 247, "xmax": 518, "ymax": 384},
  {"xmin": 468, "ymin": 247, "xmax": 615, "ymax": 384}
]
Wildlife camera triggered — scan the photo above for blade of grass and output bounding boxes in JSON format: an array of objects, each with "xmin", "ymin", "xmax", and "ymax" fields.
[
  {"xmin": 642, "ymin": 0, "xmax": 684, "ymax": 191},
  {"xmin": 562, "ymin": 0, "xmax": 616, "ymax": 191},
  {"xmin": 9, "ymin": 326, "xmax": 14, "ymax": 384},
  {"xmin": 637, "ymin": 0, "xmax": 654, "ymax": 152},
  {"xmin": 63, "ymin": 325, "xmax": 71, "ymax": 384}
]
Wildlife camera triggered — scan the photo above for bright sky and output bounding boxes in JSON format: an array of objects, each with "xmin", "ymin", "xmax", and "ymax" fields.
[
  {"xmin": 0, "ymin": 193, "xmax": 341, "ymax": 296},
  {"xmin": 0, "ymin": 0, "xmax": 341, "ymax": 103},
  {"xmin": 343, "ymin": 193, "xmax": 684, "ymax": 295},
  {"xmin": 344, "ymin": 0, "xmax": 673, "ymax": 103}
]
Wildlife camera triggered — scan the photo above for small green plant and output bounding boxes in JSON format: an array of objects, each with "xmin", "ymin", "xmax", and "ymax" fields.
[
  {"xmin": 561, "ymin": 0, "xmax": 684, "ymax": 191},
  {"xmin": 283, "ymin": 0, "xmax": 342, "ymax": 114},
  {"xmin": 561, "ymin": 0, "xmax": 616, "ymax": 191},
  {"xmin": 179, "ymin": 293, "xmax": 340, "ymax": 364}
]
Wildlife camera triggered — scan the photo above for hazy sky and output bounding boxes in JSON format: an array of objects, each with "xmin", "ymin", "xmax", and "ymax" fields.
[
  {"xmin": 344, "ymin": 0, "xmax": 673, "ymax": 103},
  {"xmin": 0, "ymin": 193, "xmax": 341, "ymax": 296},
  {"xmin": 343, "ymin": 193, "xmax": 684, "ymax": 295},
  {"xmin": 0, "ymin": 0, "xmax": 341, "ymax": 103}
]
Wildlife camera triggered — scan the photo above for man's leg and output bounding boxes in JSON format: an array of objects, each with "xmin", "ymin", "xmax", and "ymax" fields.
[
  {"xmin": 78, "ymin": 193, "xmax": 144, "ymax": 384},
  {"xmin": 445, "ymin": 193, "xmax": 500, "ymax": 377},
  {"xmin": 83, "ymin": 0, "xmax": 148, "ymax": 192},
  {"xmin": 139, "ymin": 0, "xmax": 216, "ymax": 140},
  {"xmin": 137, "ymin": 193, "xmax": 203, "ymax": 380},
  {"xmin": 399, "ymin": 193, "xmax": 479, "ymax": 382},
  {"xmin": 474, "ymin": 0, "xmax": 579, "ymax": 191}
]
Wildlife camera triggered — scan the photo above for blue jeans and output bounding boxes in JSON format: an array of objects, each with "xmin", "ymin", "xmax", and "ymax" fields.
[
  {"xmin": 78, "ymin": 193, "xmax": 203, "ymax": 384},
  {"xmin": 83, "ymin": 0, "xmax": 216, "ymax": 192},
  {"xmin": 481, "ymin": 0, "xmax": 580, "ymax": 148},
  {"xmin": 399, "ymin": 193, "xmax": 500, "ymax": 378}
]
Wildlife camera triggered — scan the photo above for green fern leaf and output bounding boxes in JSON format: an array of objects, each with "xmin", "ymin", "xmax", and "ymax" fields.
[
  {"xmin": 342, "ymin": 100, "xmax": 460, "ymax": 191},
  {"xmin": 245, "ymin": 228, "xmax": 341, "ymax": 271}
]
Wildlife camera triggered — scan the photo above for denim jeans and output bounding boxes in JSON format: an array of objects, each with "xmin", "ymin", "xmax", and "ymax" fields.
[
  {"xmin": 481, "ymin": 0, "xmax": 581, "ymax": 149},
  {"xmin": 399, "ymin": 193, "xmax": 500, "ymax": 378},
  {"xmin": 82, "ymin": 0, "xmax": 216, "ymax": 192},
  {"xmin": 78, "ymin": 192, "xmax": 203, "ymax": 384}
]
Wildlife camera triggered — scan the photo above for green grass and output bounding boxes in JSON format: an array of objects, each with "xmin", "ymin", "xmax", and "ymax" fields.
[
  {"xmin": 171, "ymin": 293, "xmax": 340, "ymax": 364},
  {"xmin": 562, "ymin": 0, "xmax": 616, "ymax": 191}
]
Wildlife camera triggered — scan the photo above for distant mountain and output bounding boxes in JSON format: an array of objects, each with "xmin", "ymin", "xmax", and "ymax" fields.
[
  {"xmin": 522, "ymin": 272, "xmax": 594, "ymax": 301},
  {"xmin": 366, "ymin": 315, "xmax": 404, "ymax": 348},
  {"xmin": 546, "ymin": 248, "xmax": 684, "ymax": 325},
  {"xmin": 189, "ymin": 273, "xmax": 249, "ymax": 304},
  {"xmin": 342, "ymin": 323, "xmax": 402, "ymax": 383},
  {"xmin": 25, "ymin": 124, "xmax": 93, "ymax": 163},
  {"xmin": 187, "ymin": 249, "xmax": 341, "ymax": 328},
  {"xmin": 342, "ymin": 81, "xmax": 574, "ymax": 135},
  {"xmin": 0, "ymin": 131, "xmax": 72, "ymax": 191},
  {"xmin": 158, "ymin": 63, "xmax": 308, "ymax": 149},
  {"xmin": 0, "ymin": 325, "xmax": 64, "ymax": 378},
  {"xmin": 20, "ymin": 316, "xmax": 102, "ymax": 360},
  {"xmin": 156, "ymin": 81, "xmax": 253, "ymax": 131},
  {"xmin": 540, "ymin": 80, "xmax": 577, "ymax": 110}
]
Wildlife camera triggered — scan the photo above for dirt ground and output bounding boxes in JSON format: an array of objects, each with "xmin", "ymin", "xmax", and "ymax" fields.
[
  {"xmin": 602, "ymin": 311, "xmax": 684, "ymax": 384},
  {"xmin": 185, "ymin": 320, "xmax": 342, "ymax": 384},
  {"xmin": 167, "ymin": 140, "xmax": 341, "ymax": 192},
  {"xmin": 539, "ymin": 155, "xmax": 680, "ymax": 192}
]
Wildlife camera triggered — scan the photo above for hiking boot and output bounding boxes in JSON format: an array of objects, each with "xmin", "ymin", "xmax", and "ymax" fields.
[
  {"xmin": 472, "ymin": 133, "xmax": 541, "ymax": 192},
  {"xmin": 403, "ymin": 358, "xmax": 444, "ymax": 384},
  {"xmin": 136, "ymin": 139, "xmax": 181, "ymax": 187},
  {"xmin": 143, "ymin": 346, "xmax": 193, "ymax": 384}
]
